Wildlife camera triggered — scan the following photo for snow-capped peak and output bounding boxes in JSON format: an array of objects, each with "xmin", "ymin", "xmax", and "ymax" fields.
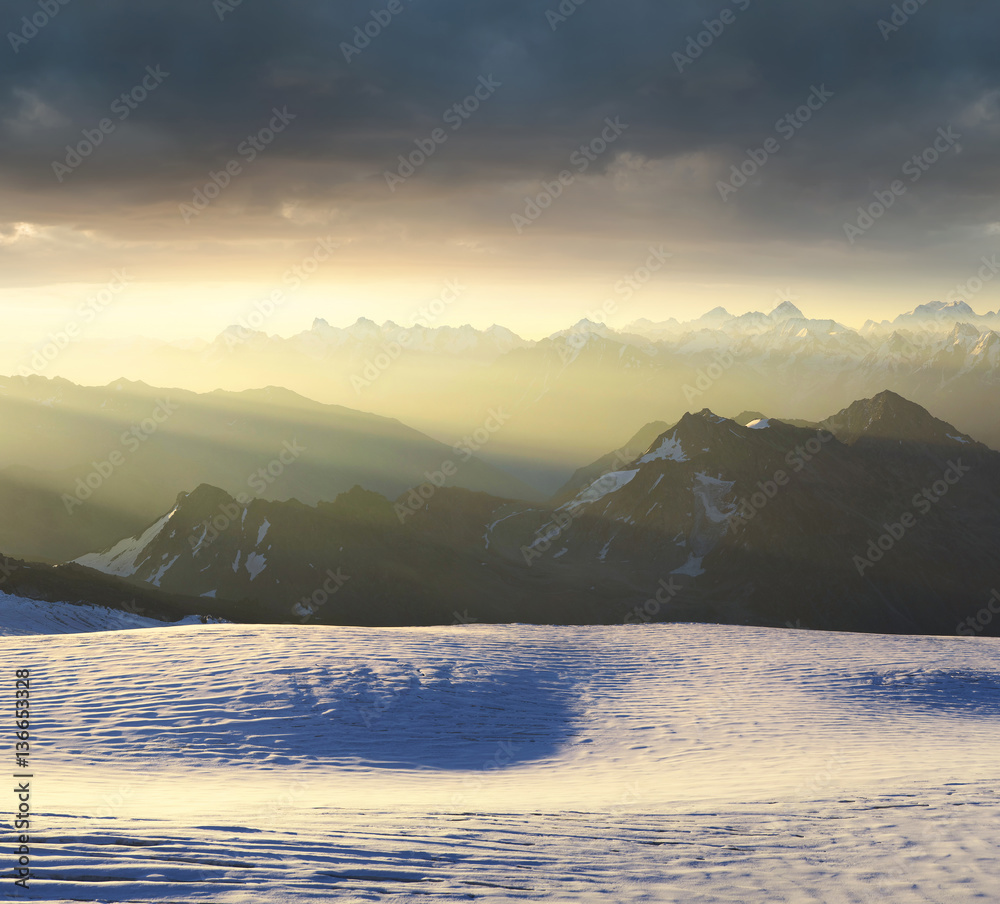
[{"xmin": 770, "ymin": 301, "xmax": 804, "ymax": 321}]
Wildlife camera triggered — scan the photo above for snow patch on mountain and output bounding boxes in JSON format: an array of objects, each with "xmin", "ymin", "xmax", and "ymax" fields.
[
  {"xmin": 672, "ymin": 554, "xmax": 706, "ymax": 577},
  {"xmin": 245, "ymin": 552, "xmax": 267, "ymax": 581},
  {"xmin": 639, "ymin": 432, "xmax": 687, "ymax": 463},
  {"xmin": 149, "ymin": 554, "xmax": 180, "ymax": 587},
  {"xmin": 189, "ymin": 523, "xmax": 209, "ymax": 556},
  {"xmin": 562, "ymin": 469, "xmax": 639, "ymax": 514},
  {"xmin": 73, "ymin": 508, "xmax": 177, "ymax": 578},
  {"xmin": 681, "ymin": 472, "xmax": 738, "ymax": 562},
  {"xmin": 483, "ymin": 510, "xmax": 522, "ymax": 549},
  {"xmin": 693, "ymin": 472, "xmax": 737, "ymax": 525}
]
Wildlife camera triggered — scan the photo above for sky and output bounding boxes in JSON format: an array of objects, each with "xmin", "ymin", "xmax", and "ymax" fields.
[{"xmin": 1, "ymin": 0, "xmax": 999, "ymax": 343}]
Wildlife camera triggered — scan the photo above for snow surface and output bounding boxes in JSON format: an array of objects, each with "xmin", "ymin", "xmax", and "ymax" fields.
[
  {"xmin": 245, "ymin": 551, "xmax": 267, "ymax": 580},
  {"xmin": 639, "ymin": 431, "xmax": 688, "ymax": 463},
  {"xmin": 4, "ymin": 622, "xmax": 999, "ymax": 900},
  {"xmin": 0, "ymin": 590, "xmax": 211, "ymax": 635},
  {"xmin": 746, "ymin": 417, "xmax": 771, "ymax": 429},
  {"xmin": 256, "ymin": 518, "xmax": 271, "ymax": 546},
  {"xmin": 561, "ymin": 469, "xmax": 639, "ymax": 514}
]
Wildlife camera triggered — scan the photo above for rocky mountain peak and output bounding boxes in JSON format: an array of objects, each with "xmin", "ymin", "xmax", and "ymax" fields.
[
  {"xmin": 770, "ymin": 301, "xmax": 804, "ymax": 321},
  {"xmin": 822, "ymin": 390, "xmax": 968, "ymax": 447}
]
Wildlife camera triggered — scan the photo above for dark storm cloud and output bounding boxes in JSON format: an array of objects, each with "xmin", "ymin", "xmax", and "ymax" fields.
[{"xmin": 1, "ymin": 0, "xmax": 999, "ymax": 237}]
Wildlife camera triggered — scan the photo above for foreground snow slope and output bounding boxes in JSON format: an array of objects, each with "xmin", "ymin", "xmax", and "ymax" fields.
[
  {"xmin": 6, "ymin": 622, "xmax": 1000, "ymax": 902},
  {"xmin": 0, "ymin": 590, "xmax": 211, "ymax": 637}
]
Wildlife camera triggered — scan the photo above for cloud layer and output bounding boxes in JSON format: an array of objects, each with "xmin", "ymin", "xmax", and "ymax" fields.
[{"xmin": 1, "ymin": 0, "xmax": 999, "ymax": 330}]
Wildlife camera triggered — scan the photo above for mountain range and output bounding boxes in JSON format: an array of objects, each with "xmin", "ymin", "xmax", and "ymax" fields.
[
  {"xmin": 63, "ymin": 390, "xmax": 1000, "ymax": 637},
  {"xmin": 0, "ymin": 376, "xmax": 538, "ymax": 563},
  {"xmin": 5, "ymin": 299, "xmax": 998, "ymax": 492}
]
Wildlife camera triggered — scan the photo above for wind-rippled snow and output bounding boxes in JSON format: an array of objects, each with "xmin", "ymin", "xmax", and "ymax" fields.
[{"xmin": 4, "ymin": 621, "xmax": 1000, "ymax": 901}]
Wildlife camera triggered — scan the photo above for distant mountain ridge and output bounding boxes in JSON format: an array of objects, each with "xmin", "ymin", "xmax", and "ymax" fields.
[
  {"xmin": 0, "ymin": 375, "xmax": 541, "ymax": 563},
  {"xmin": 5, "ymin": 299, "xmax": 997, "ymax": 370},
  {"xmin": 4, "ymin": 298, "xmax": 1000, "ymax": 495}
]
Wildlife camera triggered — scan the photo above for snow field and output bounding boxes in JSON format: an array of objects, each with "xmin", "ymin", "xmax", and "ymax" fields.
[{"xmin": 3, "ymin": 620, "xmax": 999, "ymax": 901}]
